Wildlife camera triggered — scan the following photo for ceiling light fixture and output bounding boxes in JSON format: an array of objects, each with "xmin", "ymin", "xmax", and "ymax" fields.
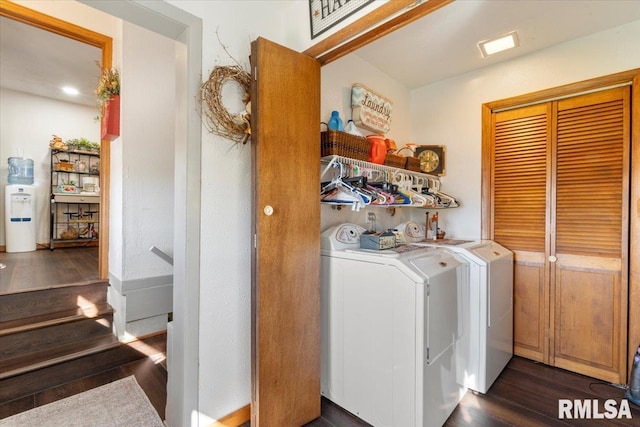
[
  {"xmin": 62, "ymin": 86, "xmax": 79, "ymax": 96},
  {"xmin": 478, "ymin": 31, "xmax": 519, "ymax": 57}
]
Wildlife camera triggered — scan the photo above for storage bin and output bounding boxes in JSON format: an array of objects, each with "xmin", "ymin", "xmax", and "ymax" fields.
[
  {"xmin": 405, "ymin": 156, "xmax": 421, "ymax": 172},
  {"xmin": 321, "ymin": 130, "xmax": 370, "ymax": 161},
  {"xmin": 384, "ymin": 153, "xmax": 406, "ymax": 169},
  {"xmin": 54, "ymin": 161, "xmax": 74, "ymax": 172}
]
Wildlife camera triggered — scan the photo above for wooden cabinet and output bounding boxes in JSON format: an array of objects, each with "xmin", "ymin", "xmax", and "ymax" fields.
[{"xmin": 488, "ymin": 87, "xmax": 630, "ymax": 383}]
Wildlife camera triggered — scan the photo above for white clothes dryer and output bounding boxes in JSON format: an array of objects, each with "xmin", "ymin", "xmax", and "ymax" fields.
[
  {"xmin": 321, "ymin": 223, "xmax": 468, "ymax": 427},
  {"xmin": 404, "ymin": 221, "xmax": 514, "ymax": 394}
]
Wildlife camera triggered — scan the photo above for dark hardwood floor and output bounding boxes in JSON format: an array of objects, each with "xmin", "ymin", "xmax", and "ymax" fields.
[
  {"xmin": 296, "ymin": 357, "xmax": 640, "ymax": 427},
  {"xmin": 3, "ymin": 248, "xmax": 639, "ymax": 426},
  {"xmin": 0, "ymin": 332, "xmax": 167, "ymax": 420},
  {"xmin": 0, "ymin": 246, "xmax": 99, "ymax": 294},
  {"xmin": 0, "ymin": 247, "xmax": 167, "ymax": 422},
  {"xmin": 446, "ymin": 357, "xmax": 640, "ymax": 427}
]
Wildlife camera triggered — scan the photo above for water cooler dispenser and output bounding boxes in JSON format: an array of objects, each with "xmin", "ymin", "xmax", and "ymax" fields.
[{"xmin": 5, "ymin": 157, "xmax": 36, "ymax": 253}]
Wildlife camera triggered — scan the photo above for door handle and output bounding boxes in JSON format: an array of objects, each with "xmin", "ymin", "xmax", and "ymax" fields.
[
  {"xmin": 548, "ymin": 255, "xmax": 557, "ymax": 263},
  {"xmin": 263, "ymin": 205, "xmax": 274, "ymax": 216}
]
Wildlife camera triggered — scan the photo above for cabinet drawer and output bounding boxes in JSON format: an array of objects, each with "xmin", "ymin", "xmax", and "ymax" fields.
[{"xmin": 53, "ymin": 194, "xmax": 100, "ymax": 204}]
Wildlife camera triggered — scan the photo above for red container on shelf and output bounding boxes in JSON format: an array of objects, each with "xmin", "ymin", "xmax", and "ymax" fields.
[{"xmin": 366, "ymin": 135, "xmax": 387, "ymax": 164}]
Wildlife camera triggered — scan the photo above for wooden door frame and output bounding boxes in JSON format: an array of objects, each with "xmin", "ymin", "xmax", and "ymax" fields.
[
  {"xmin": 0, "ymin": 0, "xmax": 111, "ymax": 279},
  {"xmin": 303, "ymin": 0, "xmax": 453, "ymax": 65},
  {"xmin": 481, "ymin": 68, "xmax": 640, "ymax": 381}
]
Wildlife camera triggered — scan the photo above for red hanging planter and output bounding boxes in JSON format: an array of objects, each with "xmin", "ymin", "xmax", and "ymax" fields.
[{"xmin": 101, "ymin": 95, "xmax": 120, "ymax": 141}]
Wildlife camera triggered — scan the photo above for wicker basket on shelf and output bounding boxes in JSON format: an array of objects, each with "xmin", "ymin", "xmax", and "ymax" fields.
[
  {"xmin": 405, "ymin": 156, "xmax": 421, "ymax": 172},
  {"xmin": 384, "ymin": 153, "xmax": 406, "ymax": 169},
  {"xmin": 54, "ymin": 161, "xmax": 74, "ymax": 172},
  {"xmin": 321, "ymin": 130, "xmax": 370, "ymax": 161}
]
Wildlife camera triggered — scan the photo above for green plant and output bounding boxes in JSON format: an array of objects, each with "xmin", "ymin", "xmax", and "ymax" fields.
[
  {"xmin": 66, "ymin": 138, "xmax": 100, "ymax": 152},
  {"xmin": 94, "ymin": 64, "xmax": 120, "ymax": 121},
  {"xmin": 96, "ymin": 66, "xmax": 120, "ymax": 103}
]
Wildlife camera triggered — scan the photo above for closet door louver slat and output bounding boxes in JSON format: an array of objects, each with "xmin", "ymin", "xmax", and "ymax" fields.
[
  {"xmin": 555, "ymin": 98, "xmax": 625, "ymax": 257},
  {"xmin": 493, "ymin": 105, "xmax": 548, "ymax": 252},
  {"xmin": 551, "ymin": 88, "xmax": 629, "ymax": 384}
]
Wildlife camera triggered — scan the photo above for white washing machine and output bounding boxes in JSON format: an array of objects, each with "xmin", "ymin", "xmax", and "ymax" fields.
[
  {"xmin": 321, "ymin": 223, "xmax": 468, "ymax": 427},
  {"xmin": 400, "ymin": 221, "xmax": 514, "ymax": 394}
]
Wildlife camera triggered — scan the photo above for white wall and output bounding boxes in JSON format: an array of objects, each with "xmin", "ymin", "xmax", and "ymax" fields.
[
  {"xmin": 0, "ymin": 88, "xmax": 99, "ymax": 246},
  {"xmin": 320, "ymin": 52, "xmax": 420, "ymax": 233},
  {"xmin": 164, "ymin": 1, "xmax": 290, "ymax": 423},
  {"xmin": 114, "ymin": 21, "xmax": 175, "ymax": 281},
  {"xmin": 410, "ymin": 20, "xmax": 640, "ymax": 240},
  {"xmin": 107, "ymin": 20, "xmax": 176, "ymax": 340}
]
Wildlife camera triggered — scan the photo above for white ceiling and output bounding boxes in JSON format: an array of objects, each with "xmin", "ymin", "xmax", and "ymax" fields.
[
  {"xmin": 352, "ymin": 0, "xmax": 640, "ymax": 89},
  {"xmin": 1, "ymin": 0, "xmax": 640, "ymax": 105},
  {"xmin": 0, "ymin": 15, "xmax": 101, "ymax": 107}
]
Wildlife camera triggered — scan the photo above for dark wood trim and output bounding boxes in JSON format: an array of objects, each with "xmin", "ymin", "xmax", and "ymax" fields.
[
  {"xmin": 47, "ymin": 241, "xmax": 99, "ymax": 249},
  {"xmin": 303, "ymin": 0, "xmax": 453, "ymax": 65},
  {"xmin": 0, "ymin": 0, "xmax": 111, "ymax": 280}
]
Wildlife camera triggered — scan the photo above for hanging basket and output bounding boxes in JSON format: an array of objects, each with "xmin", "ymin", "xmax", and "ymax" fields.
[{"xmin": 101, "ymin": 95, "xmax": 120, "ymax": 141}]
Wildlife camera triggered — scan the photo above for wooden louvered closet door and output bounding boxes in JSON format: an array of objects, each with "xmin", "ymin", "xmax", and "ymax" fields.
[
  {"xmin": 551, "ymin": 88, "xmax": 629, "ymax": 383},
  {"xmin": 493, "ymin": 104, "xmax": 551, "ymax": 363},
  {"xmin": 491, "ymin": 87, "xmax": 630, "ymax": 383}
]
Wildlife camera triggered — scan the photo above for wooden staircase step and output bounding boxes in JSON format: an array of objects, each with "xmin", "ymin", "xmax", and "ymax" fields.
[
  {"xmin": 0, "ymin": 337, "xmax": 150, "ymax": 404},
  {"xmin": 0, "ymin": 302, "xmax": 113, "ymax": 337},
  {"xmin": 0, "ymin": 276, "xmax": 141, "ymax": 407},
  {"xmin": 0, "ymin": 280, "xmax": 109, "ymax": 322},
  {"xmin": 0, "ymin": 334, "xmax": 119, "ymax": 380},
  {"xmin": 0, "ymin": 313, "xmax": 114, "ymax": 363}
]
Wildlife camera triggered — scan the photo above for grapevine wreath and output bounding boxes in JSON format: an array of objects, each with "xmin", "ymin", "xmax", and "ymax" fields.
[{"xmin": 200, "ymin": 64, "xmax": 251, "ymax": 145}]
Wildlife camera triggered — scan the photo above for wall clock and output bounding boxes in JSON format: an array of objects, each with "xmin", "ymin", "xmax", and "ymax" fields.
[{"xmin": 415, "ymin": 145, "xmax": 445, "ymax": 176}]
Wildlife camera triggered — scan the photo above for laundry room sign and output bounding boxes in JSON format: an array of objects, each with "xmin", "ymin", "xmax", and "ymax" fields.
[
  {"xmin": 309, "ymin": 0, "xmax": 374, "ymax": 39},
  {"xmin": 351, "ymin": 83, "xmax": 393, "ymax": 134}
]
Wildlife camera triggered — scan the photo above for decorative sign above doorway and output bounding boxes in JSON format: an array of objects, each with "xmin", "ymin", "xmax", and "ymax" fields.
[
  {"xmin": 309, "ymin": 0, "xmax": 375, "ymax": 39},
  {"xmin": 351, "ymin": 83, "xmax": 393, "ymax": 134}
]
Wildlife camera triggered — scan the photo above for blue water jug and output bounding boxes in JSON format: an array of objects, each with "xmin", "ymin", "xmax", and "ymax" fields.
[{"xmin": 8, "ymin": 157, "xmax": 34, "ymax": 185}]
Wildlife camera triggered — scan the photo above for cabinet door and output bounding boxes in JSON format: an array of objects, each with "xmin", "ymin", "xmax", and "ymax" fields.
[
  {"xmin": 250, "ymin": 37, "xmax": 321, "ymax": 426},
  {"xmin": 492, "ymin": 104, "xmax": 551, "ymax": 363},
  {"xmin": 551, "ymin": 87, "xmax": 630, "ymax": 383}
]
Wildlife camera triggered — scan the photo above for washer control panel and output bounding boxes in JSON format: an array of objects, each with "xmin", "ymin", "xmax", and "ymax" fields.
[{"xmin": 321, "ymin": 223, "xmax": 366, "ymax": 250}]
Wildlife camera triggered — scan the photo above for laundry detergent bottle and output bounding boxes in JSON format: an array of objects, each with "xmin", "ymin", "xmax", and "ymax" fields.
[
  {"xmin": 328, "ymin": 111, "xmax": 344, "ymax": 131},
  {"xmin": 366, "ymin": 134, "xmax": 387, "ymax": 164}
]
